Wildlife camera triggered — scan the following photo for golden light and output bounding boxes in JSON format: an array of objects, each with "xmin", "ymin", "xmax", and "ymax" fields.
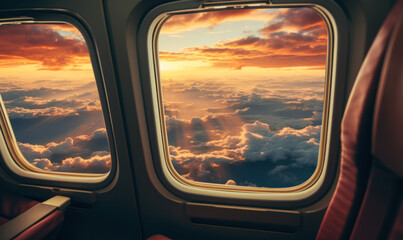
[{"xmin": 159, "ymin": 61, "xmax": 171, "ymax": 71}]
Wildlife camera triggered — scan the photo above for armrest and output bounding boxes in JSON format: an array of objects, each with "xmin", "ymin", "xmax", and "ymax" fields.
[
  {"xmin": 42, "ymin": 195, "xmax": 70, "ymax": 212},
  {"xmin": 0, "ymin": 195, "xmax": 70, "ymax": 240}
]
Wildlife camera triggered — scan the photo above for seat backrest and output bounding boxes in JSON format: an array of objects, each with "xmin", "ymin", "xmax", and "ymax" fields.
[
  {"xmin": 316, "ymin": 0, "xmax": 403, "ymax": 239},
  {"xmin": 369, "ymin": 11, "xmax": 403, "ymax": 239}
]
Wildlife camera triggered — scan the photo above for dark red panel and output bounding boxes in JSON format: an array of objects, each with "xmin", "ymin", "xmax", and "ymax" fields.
[
  {"xmin": 13, "ymin": 210, "xmax": 64, "ymax": 240},
  {"xmin": 350, "ymin": 165, "xmax": 400, "ymax": 239},
  {"xmin": 0, "ymin": 190, "xmax": 38, "ymax": 219},
  {"xmin": 389, "ymin": 200, "xmax": 403, "ymax": 240},
  {"xmin": 0, "ymin": 215, "xmax": 8, "ymax": 226},
  {"xmin": 147, "ymin": 234, "xmax": 172, "ymax": 240}
]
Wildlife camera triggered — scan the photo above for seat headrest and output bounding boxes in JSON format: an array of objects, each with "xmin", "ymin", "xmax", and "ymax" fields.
[{"xmin": 372, "ymin": 12, "xmax": 403, "ymax": 178}]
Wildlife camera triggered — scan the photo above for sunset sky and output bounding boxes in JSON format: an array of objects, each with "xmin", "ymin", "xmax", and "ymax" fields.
[
  {"xmin": 0, "ymin": 23, "xmax": 110, "ymax": 173},
  {"xmin": 0, "ymin": 7, "xmax": 327, "ymax": 185},
  {"xmin": 158, "ymin": 8, "xmax": 327, "ymax": 187}
]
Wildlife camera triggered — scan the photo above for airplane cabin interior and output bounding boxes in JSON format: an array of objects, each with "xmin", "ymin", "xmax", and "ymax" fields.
[{"xmin": 0, "ymin": 0, "xmax": 401, "ymax": 239}]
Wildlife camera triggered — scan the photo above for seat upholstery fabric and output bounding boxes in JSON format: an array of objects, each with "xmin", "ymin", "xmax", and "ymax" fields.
[
  {"xmin": 0, "ymin": 189, "xmax": 64, "ymax": 240},
  {"xmin": 14, "ymin": 210, "xmax": 64, "ymax": 240},
  {"xmin": 316, "ymin": 0, "xmax": 403, "ymax": 239},
  {"xmin": 147, "ymin": 234, "xmax": 172, "ymax": 240},
  {"xmin": 0, "ymin": 189, "xmax": 39, "ymax": 221}
]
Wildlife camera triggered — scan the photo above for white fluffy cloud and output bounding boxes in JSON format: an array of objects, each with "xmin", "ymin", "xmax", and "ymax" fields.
[
  {"xmin": 171, "ymin": 121, "xmax": 320, "ymax": 165},
  {"xmin": 169, "ymin": 120, "xmax": 321, "ymax": 185},
  {"xmin": 161, "ymin": 77, "xmax": 324, "ymax": 187},
  {"xmin": 32, "ymin": 154, "xmax": 111, "ymax": 173},
  {"xmin": 18, "ymin": 128, "xmax": 110, "ymax": 174}
]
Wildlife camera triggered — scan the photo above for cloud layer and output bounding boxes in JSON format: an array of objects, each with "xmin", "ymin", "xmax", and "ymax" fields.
[
  {"xmin": 18, "ymin": 128, "xmax": 110, "ymax": 173},
  {"xmin": 0, "ymin": 24, "xmax": 89, "ymax": 69},
  {"xmin": 157, "ymin": 7, "xmax": 327, "ymax": 187},
  {"xmin": 4, "ymin": 87, "xmax": 102, "ymax": 119},
  {"xmin": 160, "ymin": 8, "xmax": 327, "ymax": 69},
  {"xmin": 162, "ymin": 79, "xmax": 323, "ymax": 187},
  {"xmin": 0, "ymin": 24, "xmax": 111, "ymax": 174},
  {"xmin": 161, "ymin": 9, "xmax": 262, "ymax": 33},
  {"xmin": 169, "ymin": 120, "xmax": 320, "ymax": 182}
]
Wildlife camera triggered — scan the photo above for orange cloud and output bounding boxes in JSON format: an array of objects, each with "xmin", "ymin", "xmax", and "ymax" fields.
[
  {"xmin": 32, "ymin": 154, "xmax": 111, "ymax": 173},
  {"xmin": 45, "ymin": 23, "xmax": 83, "ymax": 35},
  {"xmin": 259, "ymin": 8, "xmax": 326, "ymax": 35},
  {"xmin": 56, "ymin": 154, "xmax": 111, "ymax": 173},
  {"xmin": 160, "ymin": 35, "xmax": 326, "ymax": 69},
  {"xmin": 161, "ymin": 9, "xmax": 261, "ymax": 33},
  {"xmin": 0, "ymin": 24, "xmax": 90, "ymax": 70},
  {"xmin": 7, "ymin": 106, "xmax": 80, "ymax": 117},
  {"xmin": 225, "ymin": 179, "xmax": 236, "ymax": 185},
  {"xmin": 160, "ymin": 8, "xmax": 327, "ymax": 69}
]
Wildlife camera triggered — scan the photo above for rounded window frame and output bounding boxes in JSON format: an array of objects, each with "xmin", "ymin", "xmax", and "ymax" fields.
[
  {"xmin": 0, "ymin": 11, "xmax": 117, "ymax": 190},
  {"xmin": 137, "ymin": 0, "xmax": 348, "ymax": 207}
]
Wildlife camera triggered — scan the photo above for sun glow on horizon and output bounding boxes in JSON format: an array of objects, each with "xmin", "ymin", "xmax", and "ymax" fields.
[
  {"xmin": 157, "ymin": 7, "xmax": 328, "ymax": 188},
  {"xmin": 0, "ymin": 23, "xmax": 111, "ymax": 174}
]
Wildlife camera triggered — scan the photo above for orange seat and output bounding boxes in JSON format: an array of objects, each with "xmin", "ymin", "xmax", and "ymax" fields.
[{"xmin": 316, "ymin": 0, "xmax": 403, "ymax": 239}]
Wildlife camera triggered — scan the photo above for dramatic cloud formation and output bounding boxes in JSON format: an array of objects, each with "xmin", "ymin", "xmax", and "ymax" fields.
[
  {"xmin": 158, "ymin": 7, "xmax": 327, "ymax": 187},
  {"xmin": 161, "ymin": 9, "xmax": 264, "ymax": 33},
  {"xmin": 259, "ymin": 8, "xmax": 326, "ymax": 34},
  {"xmin": 160, "ymin": 8, "xmax": 327, "ymax": 69},
  {"xmin": 4, "ymin": 93, "xmax": 102, "ymax": 118},
  {"xmin": 32, "ymin": 154, "xmax": 111, "ymax": 174},
  {"xmin": 0, "ymin": 23, "xmax": 111, "ymax": 174},
  {"xmin": 1, "ymin": 82, "xmax": 102, "ymax": 139},
  {"xmin": 0, "ymin": 10, "xmax": 327, "ymax": 183},
  {"xmin": 169, "ymin": 119, "xmax": 320, "ymax": 186},
  {"xmin": 162, "ymin": 80, "xmax": 323, "ymax": 131},
  {"xmin": 18, "ymin": 128, "xmax": 110, "ymax": 173},
  {"xmin": 0, "ymin": 24, "xmax": 90, "ymax": 69},
  {"xmin": 162, "ymin": 80, "xmax": 323, "ymax": 187}
]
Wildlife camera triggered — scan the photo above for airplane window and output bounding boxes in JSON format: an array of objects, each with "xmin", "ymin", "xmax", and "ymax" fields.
[
  {"xmin": 156, "ymin": 7, "xmax": 328, "ymax": 189},
  {"xmin": 0, "ymin": 23, "xmax": 111, "ymax": 174}
]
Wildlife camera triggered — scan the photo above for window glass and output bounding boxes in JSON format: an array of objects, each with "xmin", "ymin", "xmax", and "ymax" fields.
[
  {"xmin": 158, "ymin": 8, "xmax": 328, "ymax": 188},
  {"xmin": 0, "ymin": 23, "xmax": 111, "ymax": 174}
]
